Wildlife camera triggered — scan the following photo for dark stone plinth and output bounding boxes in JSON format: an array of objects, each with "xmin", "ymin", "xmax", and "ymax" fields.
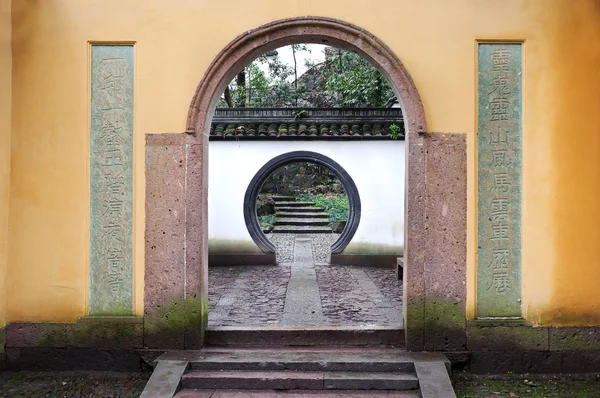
[
  {"xmin": 549, "ymin": 326, "xmax": 600, "ymax": 351},
  {"xmin": 0, "ymin": 326, "xmax": 5, "ymax": 371},
  {"xmin": 467, "ymin": 324, "xmax": 549, "ymax": 351},
  {"xmin": 469, "ymin": 351, "xmax": 562, "ymax": 374},
  {"xmin": 561, "ymin": 350, "xmax": 600, "ymax": 372},
  {"xmin": 5, "ymin": 319, "xmax": 143, "ymax": 348},
  {"xmin": 5, "ymin": 347, "xmax": 145, "ymax": 371}
]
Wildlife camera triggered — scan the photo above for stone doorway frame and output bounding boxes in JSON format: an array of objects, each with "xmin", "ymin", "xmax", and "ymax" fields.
[{"xmin": 145, "ymin": 16, "xmax": 467, "ymax": 351}]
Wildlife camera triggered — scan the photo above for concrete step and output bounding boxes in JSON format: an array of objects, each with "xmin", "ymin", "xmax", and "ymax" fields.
[
  {"xmin": 181, "ymin": 370, "xmax": 419, "ymax": 390},
  {"xmin": 204, "ymin": 327, "xmax": 406, "ymax": 347},
  {"xmin": 270, "ymin": 195, "xmax": 297, "ymax": 202},
  {"xmin": 276, "ymin": 211, "xmax": 329, "ymax": 218},
  {"xmin": 275, "ymin": 218, "xmax": 330, "ymax": 226},
  {"xmin": 174, "ymin": 389, "xmax": 420, "ymax": 397},
  {"xmin": 272, "ymin": 225, "xmax": 332, "ymax": 233},
  {"xmin": 276, "ymin": 206, "xmax": 326, "ymax": 212},
  {"xmin": 275, "ymin": 201, "xmax": 316, "ymax": 207},
  {"xmin": 145, "ymin": 349, "xmax": 455, "ymax": 398}
]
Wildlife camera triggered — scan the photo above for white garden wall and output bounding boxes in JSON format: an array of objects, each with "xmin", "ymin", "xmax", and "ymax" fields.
[{"xmin": 208, "ymin": 140, "xmax": 405, "ymax": 256}]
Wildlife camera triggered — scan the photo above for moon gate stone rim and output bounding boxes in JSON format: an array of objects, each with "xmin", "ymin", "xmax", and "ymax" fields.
[{"xmin": 243, "ymin": 151, "xmax": 361, "ymax": 255}]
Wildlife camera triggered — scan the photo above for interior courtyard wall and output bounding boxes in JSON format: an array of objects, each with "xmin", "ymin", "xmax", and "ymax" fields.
[
  {"xmin": 6, "ymin": 0, "xmax": 600, "ymax": 325},
  {"xmin": 0, "ymin": 0, "xmax": 12, "ymax": 332},
  {"xmin": 209, "ymin": 140, "xmax": 405, "ymax": 257}
]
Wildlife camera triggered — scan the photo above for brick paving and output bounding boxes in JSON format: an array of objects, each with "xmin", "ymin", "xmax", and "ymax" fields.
[{"xmin": 208, "ymin": 236, "xmax": 403, "ymax": 328}]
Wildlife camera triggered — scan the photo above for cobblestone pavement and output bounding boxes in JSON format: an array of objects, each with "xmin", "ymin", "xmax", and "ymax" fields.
[{"xmin": 208, "ymin": 235, "xmax": 403, "ymax": 328}]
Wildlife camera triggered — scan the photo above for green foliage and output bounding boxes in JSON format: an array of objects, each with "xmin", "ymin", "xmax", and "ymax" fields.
[
  {"xmin": 297, "ymin": 193, "xmax": 349, "ymax": 224},
  {"xmin": 259, "ymin": 214, "xmax": 277, "ymax": 229},
  {"xmin": 389, "ymin": 123, "xmax": 400, "ymax": 140},
  {"xmin": 218, "ymin": 45, "xmax": 397, "ymax": 108},
  {"xmin": 321, "ymin": 51, "xmax": 395, "ymax": 107}
]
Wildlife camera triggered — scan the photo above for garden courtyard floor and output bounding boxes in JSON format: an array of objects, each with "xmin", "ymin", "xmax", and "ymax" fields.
[{"xmin": 208, "ymin": 233, "xmax": 404, "ymax": 328}]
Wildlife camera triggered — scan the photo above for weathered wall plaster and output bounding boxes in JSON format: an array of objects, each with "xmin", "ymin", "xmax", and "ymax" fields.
[
  {"xmin": 208, "ymin": 140, "xmax": 405, "ymax": 257},
  {"xmin": 4, "ymin": 0, "xmax": 600, "ymax": 327},
  {"xmin": 0, "ymin": 0, "xmax": 11, "ymax": 333}
]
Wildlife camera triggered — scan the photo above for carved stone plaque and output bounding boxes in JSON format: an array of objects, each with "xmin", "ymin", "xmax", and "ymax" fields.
[
  {"xmin": 90, "ymin": 45, "xmax": 134, "ymax": 315},
  {"xmin": 477, "ymin": 43, "xmax": 522, "ymax": 317}
]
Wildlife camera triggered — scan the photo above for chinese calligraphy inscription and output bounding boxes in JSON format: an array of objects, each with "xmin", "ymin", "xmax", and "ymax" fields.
[
  {"xmin": 90, "ymin": 45, "xmax": 133, "ymax": 315},
  {"xmin": 477, "ymin": 43, "xmax": 522, "ymax": 317}
]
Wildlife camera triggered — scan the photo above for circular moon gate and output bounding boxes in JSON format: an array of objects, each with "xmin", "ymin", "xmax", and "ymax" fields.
[{"xmin": 243, "ymin": 151, "xmax": 361, "ymax": 255}]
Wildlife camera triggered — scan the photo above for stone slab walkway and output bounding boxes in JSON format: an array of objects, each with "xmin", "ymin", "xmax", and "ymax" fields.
[{"xmin": 208, "ymin": 236, "xmax": 403, "ymax": 328}]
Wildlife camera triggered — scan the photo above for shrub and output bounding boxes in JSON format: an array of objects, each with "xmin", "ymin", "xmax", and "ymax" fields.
[
  {"xmin": 259, "ymin": 214, "xmax": 277, "ymax": 230},
  {"xmin": 296, "ymin": 193, "xmax": 349, "ymax": 224}
]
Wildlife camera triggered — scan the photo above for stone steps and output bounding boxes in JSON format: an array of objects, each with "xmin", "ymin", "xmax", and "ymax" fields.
[
  {"xmin": 180, "ymin": 370, "xmax": 419, "ymax": 390},
  {"xmin": 174, "ymin": 389, "xmax": 420, "ymax": 397},
  {"xmin": 275, "ymin": 206, "xmax": 326, "ymax": 212},
  {"xmin": 274, "ymin": 201, "xmax": 316, "ymax": 207},
  {"xmin": 272, "ymin": 225, "xmax": 332, "ymax": 233},
  {"xmin": 275, "ymin": 218, "xmax": 330, "ymax": 226},
  {"xmin": 271, "ymin": 195, "xmax": 296, "ymax": 202},
  {"xmin": 276, "ymin": 211, "xmax": 329, "ymax": 218},
  {"xmin": 142, "ymin": 348, "xmax": 455, "ymax": 397}
]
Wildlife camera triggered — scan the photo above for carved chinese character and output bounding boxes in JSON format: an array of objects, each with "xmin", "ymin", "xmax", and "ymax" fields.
[
  {"xmin": 96, "ymin": 58, "xmax": 129, "ymax": 110},
  {"xmin": 490, "ymin": 198, "xmax": 510, "ymax": 221},
  {"xmin": 101, "ymin": 222, "xmax": 123, "ymax": 244},
  {"xmin": 490, "ymin": 222, "xmax": 509, "ymax": 241},
  {"xmin": 489, "ymin": 126, "xmax": 509, "ymax": 144},
  {"xmin": 490, "ymin": 75, "xmax": 511, "ymax": 96},
  {"xmin": 102, "ymin": 147, "xmax": 124, "ymax": 167},
  {"xmin": 493, "ymin": 173, "xmax": 511, "ymax": 193},
  {"xmin": 489, "ymin": 271, "xmax": 510, "ymax": 294},
  {"xmin": 104, "ymin": 173, "xmax": 125, "ymax": 196},
  {"xmin": 490, "ymin": 97, "xmax": 510, "ymax": 121},
  {"xmin": 488, "ymin": 249, "xmax": 509, "ymax": 270},
  {"xmin": 108, "ymin": 273, "xmax": 123, "ymax": 293},
  {"xmin": 491, "ymin": 47, "xmax": 511, "ymax": 72},
  {"xmin": 491, "ymin": 150, "xmax": 511, "ymax": 167},
  {"xmin": 103, "ymin": 198, "xmax": 124, "ymax": 217}
]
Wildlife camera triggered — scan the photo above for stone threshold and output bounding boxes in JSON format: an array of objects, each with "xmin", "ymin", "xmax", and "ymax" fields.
[{"xmin": 205, "ymin": 326, "xmax": 405, "ymax": 347}]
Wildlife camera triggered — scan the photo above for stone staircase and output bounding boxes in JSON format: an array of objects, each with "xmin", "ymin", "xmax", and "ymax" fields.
[
  {"xmin": 140, "ymin": 348, "xmax": 456, "ymax": 397},
  {"xmin": 271, "ymin": 195, "xmax": 333, "ymax": 234}
]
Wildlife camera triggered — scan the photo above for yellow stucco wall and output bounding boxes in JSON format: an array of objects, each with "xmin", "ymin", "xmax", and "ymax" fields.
[
  {"xmin": 0, "ymin": 0, "xmax": 11, "ymax": 329},
  {"xmin": 6, "ymin": 0, "xmax": 600, "ymax": 325}
]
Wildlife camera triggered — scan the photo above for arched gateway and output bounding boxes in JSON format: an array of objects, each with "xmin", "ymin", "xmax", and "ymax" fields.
[{"xmin": 144, "ymin": 17, "xmax": 467, "ymax": 351}]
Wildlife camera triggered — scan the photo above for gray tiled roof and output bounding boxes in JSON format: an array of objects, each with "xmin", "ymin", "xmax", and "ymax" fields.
[{"xmin": 209, "ymin": 108, "xmax": 405, "ymax": 140}]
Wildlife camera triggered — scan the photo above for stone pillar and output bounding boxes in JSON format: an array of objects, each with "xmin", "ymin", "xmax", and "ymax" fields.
[
  {"xmin": 144, "ymin": 134, "xmax": 207, "ymax": 349},
  {"xmin": 405, "ymin": 131, "xmax": 467, "ymax": 351}
]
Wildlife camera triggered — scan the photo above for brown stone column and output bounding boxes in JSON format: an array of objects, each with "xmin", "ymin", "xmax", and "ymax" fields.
[
  {"xmin": 144, "ymin": 133, "xmax": 207, "ymax": 349},
  {"xmin": 405, "ymin": 132, "xmax": 467, "ymax": 351}
]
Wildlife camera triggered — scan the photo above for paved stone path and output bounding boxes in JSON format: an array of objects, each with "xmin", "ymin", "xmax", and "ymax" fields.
[{"xmin": 208, "ymin": 236, "xmax": 403, "ymax": 328}]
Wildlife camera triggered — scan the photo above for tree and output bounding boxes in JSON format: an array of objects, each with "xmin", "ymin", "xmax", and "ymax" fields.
[{"xmin": 218, "ymin": 45, "xmax": 397, "ymax": 108}]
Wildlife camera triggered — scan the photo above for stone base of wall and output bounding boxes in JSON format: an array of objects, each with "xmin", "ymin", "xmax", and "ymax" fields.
[
  {"xmin": 3, "ymin": 321, "xmax": 600, "ymax": 373},
  {"xmin": 0, "ymin": 326, "xmax": 6, "ymax": 371},
  {"xmin": 209, "ymin": 253, "xmax": 276, "ymax": 266},
  {"xmin": 5, "ymin": 347, "xmax": 164, "ymax": 372},
  {"xmin": 330, "ymin": 254, "xmax": 398, "ymax": 269}
]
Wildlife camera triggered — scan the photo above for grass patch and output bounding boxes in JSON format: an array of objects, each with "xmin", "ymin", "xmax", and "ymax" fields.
[
  {"xmin": 296, "ymin": 193, "xmax": 349, "ymax": 224},
  {"xmin": 453, "ymin": 372, "xmax": 600, "ymax": 397}
]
